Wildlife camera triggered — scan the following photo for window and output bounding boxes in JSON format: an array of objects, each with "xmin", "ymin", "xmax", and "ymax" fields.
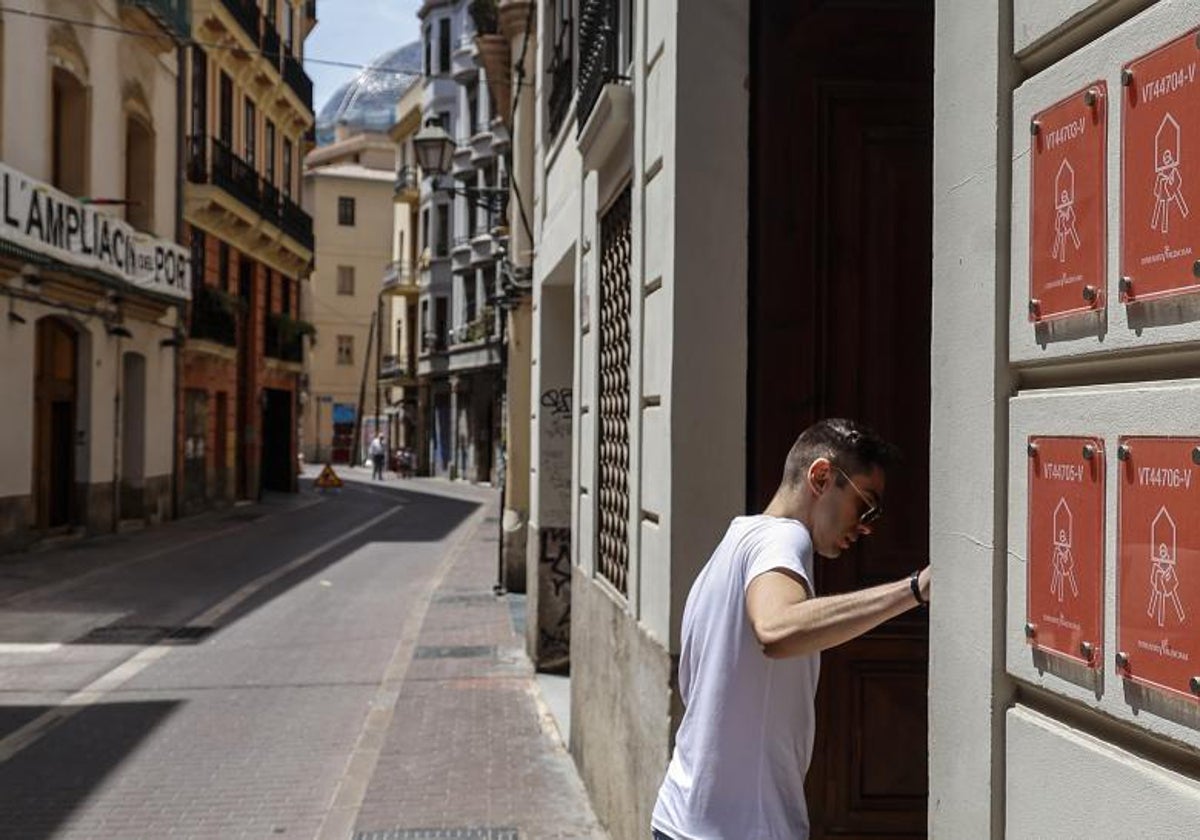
[
  {"xmin": 281, "ymin": 275, "xmax": 291, "ymax": 315},
  {"xmin": 124, "ymin": 116, "xmax": 154, "ymax": 231},
  {"xmin": 190, "ymin": 46, "xmax": 207, "ymax": 137},
  {"xmin": 282, "ymin": 138, "xmax": 293, "ymax": 197},
  {"xmin": 265, "ymin": 120, "xmax": 276, "ymax": 185},
  {"xmin": 435, "ymin": 297, "xmax": 448, "ymax": 346},
  {"xmin": 336, "ymin": 265, "xmax": 355, "ymax": 296},
  {"xmin": 243, "ymin": 97, "xmax": 256, "ymax": 165},
  {"xmin": 219, "ymin": 72, "xmax": 233, "ymax": 144},
  {"xmin": 436, "ymin": 204, "xmax": 449, "ymax": 257},
  {"xmin": 191, "ymin": 228, "xmax": 206, "ymax": 285},
  {"xmin": 438, "ymin": 18, "xmax": 451, "ymax": 74},
  {"xmin": 337, "ymin": 196, "xmax": 356, "ymax": 226},
  {"xmin": 420, "ymin": 298, "xmax": 429, "ymax": 343},
  {"xmin": 283, "ymin": 1, "xmax": 295, "ymax": 53},
  {"xmin": 336, "ymin": 335, "xmax": 354, "ymax": 365},
  {"xmin": 423, "ymin": 25, "xmax": 431, "ymax": 75},
  {"xmin": 421, "ymin": 208, "xmax": 430, "ymax": 250},
  {"xmin": 466, "ymin": 80, "xmax": 479, "ymax": 136},
  {"xmin": 51, "ymin": 68, "xmax": 88, "ymax": 196},
  {"xmin": 437, "ymin": 110, "xmax": 451, "ymax": 132},
  {"xmin": 463, "ymin": 274, "xmax": 477, "ymax": 325},
  {"xmin": 264, "ymin": 268, "xmax": 273, "ymax": 314},
  {"xmin": 219, "ymin": 241, "xmax": 230, "ymax": 291}
]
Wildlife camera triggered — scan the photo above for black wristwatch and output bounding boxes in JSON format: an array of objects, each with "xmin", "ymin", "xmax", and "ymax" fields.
[{"xmin": 909, "ymin": 570, "xmax": 928, "ymax": 607}]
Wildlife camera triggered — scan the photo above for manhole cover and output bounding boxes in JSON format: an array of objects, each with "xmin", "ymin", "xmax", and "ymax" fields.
[
  {"xmin": 413, "ymin": 645, "xmax": 495, "ymax": 660},
  {"xmin": 353, "ymin": 830, "xmax": 517, "ymax": 840}
]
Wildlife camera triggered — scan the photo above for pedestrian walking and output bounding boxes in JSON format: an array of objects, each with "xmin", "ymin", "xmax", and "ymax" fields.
[
  {"xmin": 368, "ymin": 433, "xmax": 386, "ymax": 480},
  {"xmin": 651, "ymin": 418, "xmax": 932, "ymax": 840}
]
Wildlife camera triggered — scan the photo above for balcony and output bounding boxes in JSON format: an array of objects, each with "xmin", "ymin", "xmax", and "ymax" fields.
[
  {"xmin": 188, "ymin": 283, "xmax": 239, "ymax": 347},
  {"xmin": 394, "ymin": 165, "xmax": 419, "ymax": 204},
  {"xmin": 264, "ymin": 312, "xmax": 305, "ymax": 363},
  {"xmin": 452, "ymin": 35, "xmax": 479, "ymax": 82},
  {"xmin": 451, "ymin": 142, "xmax": 475, "ymax": 180},
  {"xmin": 282, "ymin": 52, "xmax": 314, "ymax": 110},
  {"xmin": 281, "ymin": 193, "xmax": 314, "ymax": 250},
  {"xmin": 188, "ymin": 135, "xmax": 261, "ymax": 214},
  {"xmin": 119, "ymin": 0, "xmax": 190, "ymax": 44},
  {"xmin": 577, "ymin": 0, "xmax": 626, "ymax": 133},
  {"xmin": 470, "ymin": 130, "xmax": 495, "ymax": 164},
  {"xmin": 382, "ymin": 259, "xmax": 418, "ymax": 295},
  {"xmin": 261, "ymin": 15, "xmax": 282, "ymax": 62},
  {"xmin": 380, "ymin": 353, "xmax": 416, "ymax": 383},
  {"xmin": 219, "ymin": 0, "xmax": 261, "ymax": 46},
  {"xmin": 421, "ymin": 332, "xmax": 447, "ymax": 355}
]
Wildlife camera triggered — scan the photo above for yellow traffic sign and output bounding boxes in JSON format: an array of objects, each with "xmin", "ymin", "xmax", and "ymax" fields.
[{"xmin": 314, "ymin": 463, "xmax": 344, "ymax": 490}]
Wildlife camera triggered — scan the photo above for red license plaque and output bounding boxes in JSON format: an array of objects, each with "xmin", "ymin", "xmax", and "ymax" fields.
[
  {"xmin": 1121, "ymin": 29, "xmax": 1200, "ymax": 303},
  {"xmin": 1030, "ymin": 84, "xmax": 1108, "ymax": 321},
  {"xmin": 1117, "ymin": 436, "xmax": 1200, "ymax": 699},
  {"xmin": 1027, "ymin": 437, "xmax": 1105, "ymax": 667}
]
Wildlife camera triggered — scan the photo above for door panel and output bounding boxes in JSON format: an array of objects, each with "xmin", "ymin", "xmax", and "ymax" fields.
[{"xmin": 750, "ymin": 2, "xmax": 933, "ymax": 837}]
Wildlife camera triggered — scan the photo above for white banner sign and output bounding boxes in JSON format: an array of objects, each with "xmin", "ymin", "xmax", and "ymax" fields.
[{"xmin": 0, "ymin": 162, "xmax": 190, "ymax": 300}]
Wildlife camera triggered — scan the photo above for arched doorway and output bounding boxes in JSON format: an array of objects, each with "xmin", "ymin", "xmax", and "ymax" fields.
[{"xmin": 34, "ymin": 318, "xmax": 78, "ymax": 530}]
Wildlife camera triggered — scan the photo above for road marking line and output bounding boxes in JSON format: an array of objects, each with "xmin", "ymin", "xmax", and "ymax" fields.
[
  {"xmin": 313, "ymin": 504, "xmax": 490, "ymax": 840},
  {"xmin": 0, "ymin": 643, "xmax": 62, "ymax": 654},
  {"xmin": 0, "ymin": 504, "xmax": 404, "ymax": 766}
]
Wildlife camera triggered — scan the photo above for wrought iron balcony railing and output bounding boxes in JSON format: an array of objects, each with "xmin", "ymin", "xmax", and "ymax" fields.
[
  {"xmin": 219, "ymin": 0, "xmax": 261, "ymax": 46},
  {"xmin": 188, "ymin": 135, "xmax": 261, "ymax": 215},
  {"xmin": 382, "ymin": 259, "xmax": 416, "ymax": 292},
  {"xmin": 261, "ymin": 15, "xmax": 282, "ymax": 63},
  {"xmin": 189, "ymin": 283, "xmax": 238, "ymax": 347},
  {"xmin": 577, "ymin": 0, "xmax": 625, "ymax": 132},
  {"xmin": 120, "ymin": 0, "xmax": 190, "ymax": 42},
  {"xmin": 280, "ymin": 193, "xmax": 314, "ymax": 250},
  {"xmin": 394, "ymin": 165, "xmax": 418, "ymax": 197},
  {"xmin": 282, "ymin": 53, "xmax": 314, "ymax": 109},
  {"xmin": 264, "ymin": 312, "xmax": 304, "ymax": 362},
  {"xmin": 380, "ymin": 353, "xmax": 415, "ymax": 380}
]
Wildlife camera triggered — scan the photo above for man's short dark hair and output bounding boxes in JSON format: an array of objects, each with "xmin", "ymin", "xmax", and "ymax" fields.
[{"xmin": 781, "ymin": 418, "xmax": 902, "ymax": 489}]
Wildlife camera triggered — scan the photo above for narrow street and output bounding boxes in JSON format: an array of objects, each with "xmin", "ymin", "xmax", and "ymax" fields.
[{"xmin": 0, "ymin": 474, "xmax": 604, "ymax": 840}]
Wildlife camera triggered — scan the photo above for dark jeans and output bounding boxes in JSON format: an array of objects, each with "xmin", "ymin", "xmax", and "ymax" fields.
[
  {"xmin": 652, "ymin": 831, "xmax": 674, "ymax": 840},
  {"xmin": 371, "ymin": 454, "xmax": 384, "ymax": 479}
]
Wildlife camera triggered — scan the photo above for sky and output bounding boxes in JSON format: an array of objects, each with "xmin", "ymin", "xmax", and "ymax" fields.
[{"xmin": 306, "ymin": 0, "xmax": 424, "ymax": 115}]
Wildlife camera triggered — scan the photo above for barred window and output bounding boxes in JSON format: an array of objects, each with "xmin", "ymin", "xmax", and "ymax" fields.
[{"xmin": 336, "ymin": 265, "xmax": 355, "ymax": 296}]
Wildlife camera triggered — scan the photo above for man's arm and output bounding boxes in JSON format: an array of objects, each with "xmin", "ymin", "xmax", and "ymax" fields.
[{"xmin": 746, "ymin": 566, "xmax": 930, "ymax": 659}]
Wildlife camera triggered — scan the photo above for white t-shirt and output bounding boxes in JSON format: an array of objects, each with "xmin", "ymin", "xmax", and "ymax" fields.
[{"xmin": 652, "ymin": 515, "xmax": 820, "ymax": 840}]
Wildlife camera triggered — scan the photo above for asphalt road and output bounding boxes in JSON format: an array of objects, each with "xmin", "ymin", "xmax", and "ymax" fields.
[{"xmin": 0, "ymin": 478, "xmax": 495, "ymax": 840}]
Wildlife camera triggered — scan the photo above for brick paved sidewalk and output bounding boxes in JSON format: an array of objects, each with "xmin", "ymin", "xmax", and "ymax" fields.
[{"xmin": 343, "ymin": 479, "xmax": 608, "ymax": 840}]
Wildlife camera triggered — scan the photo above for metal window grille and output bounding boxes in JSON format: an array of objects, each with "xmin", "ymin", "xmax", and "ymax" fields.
[{"xmin": 596, "ymin": 186, "xmax": 632, "ymax": 595}]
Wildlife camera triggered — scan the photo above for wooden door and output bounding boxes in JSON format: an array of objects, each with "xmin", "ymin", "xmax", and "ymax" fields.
[
  {"xmin": 749, "ymin": 2, "xmax": 933, "ymax": 837},
  {"xmin": 34, "ymin": 318, "xmax": 78, "ymax": 530}
]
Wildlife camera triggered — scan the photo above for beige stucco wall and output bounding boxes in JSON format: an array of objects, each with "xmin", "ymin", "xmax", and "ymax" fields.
[
  {"xmin": 934, "ymin": 0, "xmax": 1200, "ymax": 836},
  {"xmin": 302, "ymin": 165, "xmax": 395, "ymax": 459},
  {"xmin": 0, "ymin": 2, "xmax": 182, "ymax": 543}
]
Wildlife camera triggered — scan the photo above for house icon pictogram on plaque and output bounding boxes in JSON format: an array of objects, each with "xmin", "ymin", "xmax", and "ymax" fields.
[
  {"xmin": 1050, "ymin": 497, "xmax": 1078, "ymax": 602},
  {"xmin": 1055, "ymin": 159, "xmax": 1075, "ymax": 210},
  {"xmin": 1150, "ymin": 506, "xmax": 1177, "ymax": 565},
  {"xmin": 1156, "ymin": 114, "xmax": 1182, "ymax": 174}
]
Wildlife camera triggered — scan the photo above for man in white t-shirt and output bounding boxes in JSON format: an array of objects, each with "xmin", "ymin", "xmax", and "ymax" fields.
[{"xmin": 652, "ymin": 418, "xmax": 932, "ymax": 840}]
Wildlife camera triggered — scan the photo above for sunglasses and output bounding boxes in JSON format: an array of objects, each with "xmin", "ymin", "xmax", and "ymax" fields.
[{"xmin": 833, "ymin": 465, "xmax": 884, "ymax": 525}]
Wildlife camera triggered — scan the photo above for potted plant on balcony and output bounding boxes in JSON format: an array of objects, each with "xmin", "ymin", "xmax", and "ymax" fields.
[{"xmin": 471, "ymin": 0, "xmax": 512, "ymax": 129}]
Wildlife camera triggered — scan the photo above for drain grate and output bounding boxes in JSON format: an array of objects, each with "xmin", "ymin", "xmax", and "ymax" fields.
[
  {"xmin": 413, "ymin": 645, "xmax": 495, "ymax": 660},
  {"xmin": 75, "ymin": 625, "xmax": 215, "ymax": 645},
  {"xmin": 353, "ymin": 830, "xmax": 516, "ymax": 840}
]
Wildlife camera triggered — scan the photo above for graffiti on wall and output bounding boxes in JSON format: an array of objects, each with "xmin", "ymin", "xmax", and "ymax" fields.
[
  {"xmin": 539, "ymin": 526, "xmax": 572, "ymax": 668},
  {"xmin": 540, "ymin": 388, "xmax": 573, "ymax": 524}
]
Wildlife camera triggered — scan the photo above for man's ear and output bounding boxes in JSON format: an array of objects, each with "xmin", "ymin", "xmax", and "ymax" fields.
[{"xmin": 807, "ymin": 458, "xmax": 831, "ymax": 496}]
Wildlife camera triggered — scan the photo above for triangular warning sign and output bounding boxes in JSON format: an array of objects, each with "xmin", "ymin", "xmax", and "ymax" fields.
[{"xmin": 314, "ymin": 463, "xmax": 343, "ymax": 489}]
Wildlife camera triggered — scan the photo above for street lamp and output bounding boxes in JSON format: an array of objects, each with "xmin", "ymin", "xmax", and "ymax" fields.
[{"xmin": 413, "ymin": 118, "xmax": 457, "ymax": 177}]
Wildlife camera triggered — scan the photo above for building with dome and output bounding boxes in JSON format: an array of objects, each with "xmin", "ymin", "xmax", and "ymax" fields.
[{"xmin": 314, "ymin": 42, "xmax": 422, "ymax": 147}]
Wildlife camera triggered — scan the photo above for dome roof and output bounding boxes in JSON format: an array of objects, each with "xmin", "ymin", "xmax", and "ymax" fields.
[{"xmin": 316, "ymin": 41, "xmax": 422, "ymax": 146}]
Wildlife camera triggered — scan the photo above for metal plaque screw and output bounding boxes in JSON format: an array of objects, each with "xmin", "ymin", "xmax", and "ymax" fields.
[
  {"xmin": 1083, "ymin": 88, "xmax": 1098, "ymax": 107},
  {"xmin": 1028, "ymin": 298, "xmax": 1041, "ymax": 316},
  {"xmin": 1121, "ymin": 68, "xmax": 1134, "ymax": 87},
  {"xmin": 1195, "ymin": 32, "xmax": 1200, "ymax": 50},
  {"xmin": 1116, "ymin": 651, "xmax": 1130, "ymax": 670},
  {"xmin": 1119, "ymin": 276, "xmax": 1134, "ymax": 297},
  {"xmin": 1082, "ymin": 443, "xmax": 1096, "ymax": 460},
  {"xmin": 1193, "ymin": 260, "xmax": 1200, "ymax": 278},
  {"xmin": 1192, "ymin": 447, "xmax": 1200, "ymax": 466},
  {"xmin": 1117, "ymin": 444, "xmax": 1131, "ymax": 461},
  {"xmin": 1191, "ymin": 676, "xmax": 1200, "ymax": 695},
  {"xmin": 1082, "ymin": 285, "xmax": 1098, "ymax": 302},
  {"xmin": 1030, "ymin": 120, "xmax": 1041, "ymax": 136},
  {"xmin": 1027, "ymin": 442, "xmax": 1039, "ymax": 458},
  {"xmin": 1080, "ymin": 641, "xmax": 1094, "ymax": 661},
  {"xmin": 1024, "ymin": 622, "xmax": 1037, "ymax": 639}
]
